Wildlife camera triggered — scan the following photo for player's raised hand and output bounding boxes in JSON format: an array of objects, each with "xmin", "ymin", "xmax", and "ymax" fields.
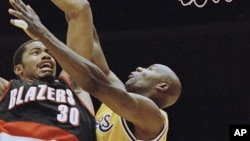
[{"xmin": 8, "ymin": 0, "xmax": 49, "ymax": 40}]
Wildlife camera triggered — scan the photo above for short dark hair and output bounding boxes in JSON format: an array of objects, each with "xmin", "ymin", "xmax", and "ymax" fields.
[{"xmin": 13, "ymin": 40, "xmax": 37, "ymax": 67}]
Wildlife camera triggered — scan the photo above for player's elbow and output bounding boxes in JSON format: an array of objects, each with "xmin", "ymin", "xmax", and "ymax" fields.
[{"xmin": 68, "ymin": 0, "xmax": 91, "ymax": 18}]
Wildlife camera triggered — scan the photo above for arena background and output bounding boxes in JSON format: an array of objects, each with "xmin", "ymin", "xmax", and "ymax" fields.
[{"xmin": 0, "ymin": 0, "xmax": 250, "ymax": 141}]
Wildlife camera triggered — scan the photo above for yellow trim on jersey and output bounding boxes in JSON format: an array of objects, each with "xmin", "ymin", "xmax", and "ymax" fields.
[{"xmin": 96, "ymin": 104, "xmax": 168, "ymax": 141}]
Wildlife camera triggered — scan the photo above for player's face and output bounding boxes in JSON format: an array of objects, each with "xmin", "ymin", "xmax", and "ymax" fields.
[
  {"xmin": 125, "ymin": 64, "xmax": 168, "ymax": 94},
  {"xmin": 19, "ymin": 41, "xmax": 56, "ymax": 81}
]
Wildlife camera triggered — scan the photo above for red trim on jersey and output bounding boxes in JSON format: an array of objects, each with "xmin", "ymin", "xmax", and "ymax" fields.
[
  {"xmin": 0, "ymin": 120, "xmax": 78, "ymax": 141},
  {"xmin": 0, "ymin": 80, "xmax": 13, "ymax": 102}
]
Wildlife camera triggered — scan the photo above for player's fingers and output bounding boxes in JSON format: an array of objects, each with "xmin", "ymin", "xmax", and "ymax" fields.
[
  {"xmin": 10, "ymin": 19, "xmax": 28, "ymax": 30},
  {"xmin": 26, "ymin": 5, "xmax": 37, "ymax": 16},
  {"xmin": 8, "ymin": 8, "xmax": 29, "ymax": 30},
  {"xmin": 8, "ymin": 8, "xmax": 23, "ymax": 19},
  {"xmin": 9, "ymin": 0, "xmax": 28, "ymax": 15},
  {"xmin": 9, "ymin": 0, "xmax": 21, "ymax": 12},
  {"xmin": 16, "ymin": 0, "xmax": 29, "ymax": 12}
]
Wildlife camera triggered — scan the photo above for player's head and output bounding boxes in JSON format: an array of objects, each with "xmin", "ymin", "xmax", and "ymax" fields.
[
  {"xmin": 125, "ymin": 64, "xmax": 182, "ymax": 109},
  {"xmin": 13, "ymin": 40, "xmax": 56, "ymax": 82}
]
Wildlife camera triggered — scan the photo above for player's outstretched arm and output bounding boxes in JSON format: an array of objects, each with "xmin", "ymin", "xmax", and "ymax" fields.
[
  {"xmin": 51, "ymin": 0, "xmax": 95, "ymax": 113},
  {"xmin": 51, "ymin": 0, "xmax": 93, "ymax": 60},
  {"xmin": 8, "ymin": 0, "xmax": 164, "ymax": 139}
]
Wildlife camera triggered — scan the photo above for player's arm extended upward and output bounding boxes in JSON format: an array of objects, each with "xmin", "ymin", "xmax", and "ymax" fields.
[
  {"xmin": 51, "ymin": 0, "xmax": 93, "ymax": 60},
  {"xmin": 52, "ymin": 0, "xmax": 113, "ymax": 76},
  {"xmin": 8, "ymin": 0, "xmax": 164, "ymax": 137},
  {"xmin": 38, "ymin": 31, "xmax": 163, "ymax": 135},
  {"xmin": 52, "ymin": 0, "xmax": 119, "ymax": 85},
  {"xmin": 50, "ymin": 0, "xmax": 95, "ymax": 113}
]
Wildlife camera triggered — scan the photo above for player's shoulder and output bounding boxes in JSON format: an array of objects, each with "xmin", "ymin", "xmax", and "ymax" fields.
[
  {"xmin": 0, "ymin": 77, "xmax": 9, "ymax": 97},
  {"xmin": 159, "ymin": 109, "xmax": 168, "ymax": 122}
]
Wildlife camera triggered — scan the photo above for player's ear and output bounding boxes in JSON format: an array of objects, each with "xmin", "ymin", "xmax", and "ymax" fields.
[
  {"xmin": 14, "ymin": 64, "xmax": 23, "ymax": 76},
  {"xmin": 156, "ymin": 82, "xmax": 169, "ymax": 92}
]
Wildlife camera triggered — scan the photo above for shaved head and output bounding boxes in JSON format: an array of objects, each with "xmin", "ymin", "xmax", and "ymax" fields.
[{"xmin": 125, "ymin": 64, "xmax": 182, "ymax": 109}]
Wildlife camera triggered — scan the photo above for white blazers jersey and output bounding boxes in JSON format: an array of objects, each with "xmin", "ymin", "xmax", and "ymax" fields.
[{"xmin": 96, "ymin": 104, "xmax": 168, "ymax": 141}]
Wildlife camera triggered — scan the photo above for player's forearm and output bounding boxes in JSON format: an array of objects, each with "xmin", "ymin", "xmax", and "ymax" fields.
[
  {"xmin": 39, "ymin": 30, "xmax": 135, "ymax": 112},
  {"xmin": 51, "ymin": 0, "xmax": 90, "ymax": 17},
  {"xmin": 40, "ymin": 29, "xmax": 164, "ymax": 131},
  {"xmin": 91, "ymin": 27, "xmax": 111, "ymax": 75},
  {"xmin": 52, "ymin": 0, "xmax": 93, "ymax": 61},
  {"xmin": 37, "ymin": 28, "xmax": 106, "ymax": 92}
]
